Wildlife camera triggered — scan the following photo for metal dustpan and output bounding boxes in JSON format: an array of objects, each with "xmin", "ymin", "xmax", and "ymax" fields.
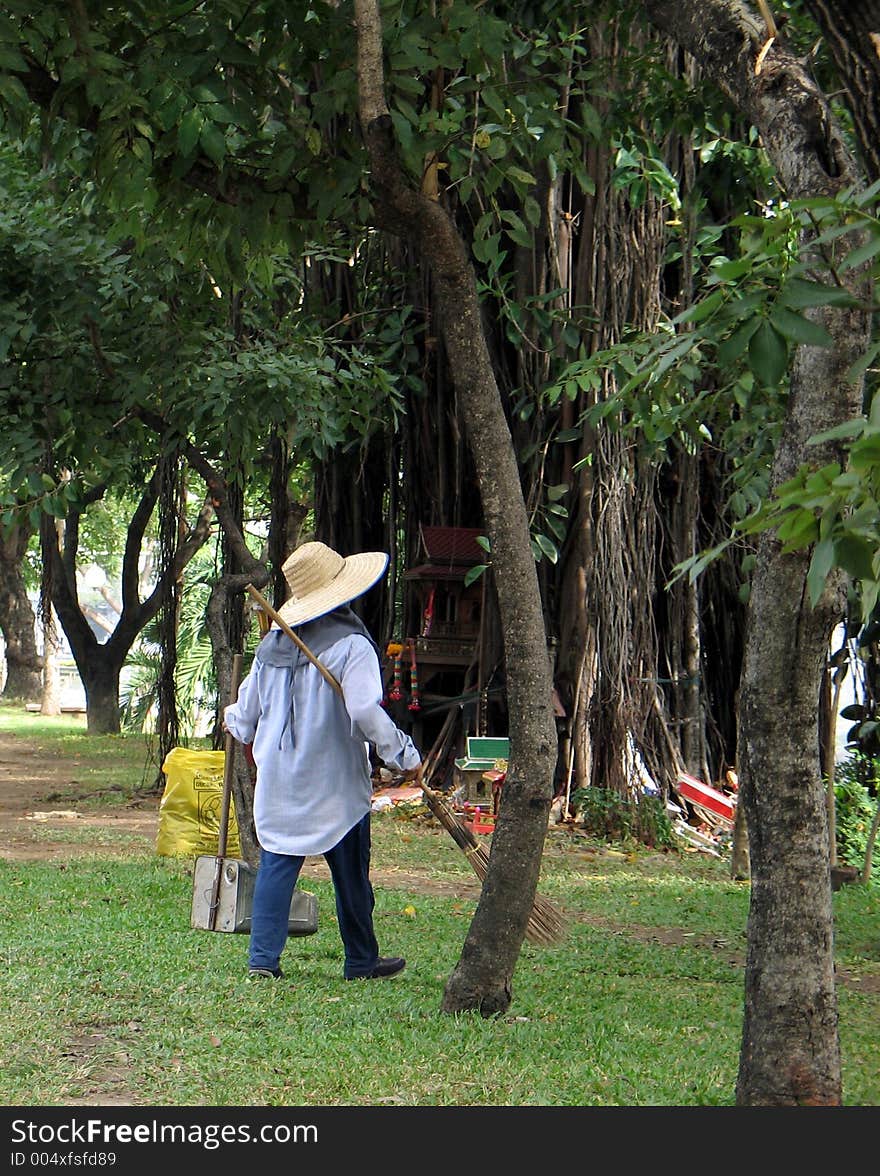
[
  {"xmin": 190, "ymin": 652, "xmax": 318, "ymax": 937},
  {"xmin": 190, "ymin": 853, "xmax": 318, "ymax": 935}
]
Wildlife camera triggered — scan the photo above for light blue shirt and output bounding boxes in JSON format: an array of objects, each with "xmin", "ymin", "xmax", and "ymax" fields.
[{"xmin": 224, "ymin": 619, "xmax": 421, "ymax": 856}]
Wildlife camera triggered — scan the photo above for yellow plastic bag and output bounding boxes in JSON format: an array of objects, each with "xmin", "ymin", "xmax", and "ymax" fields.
[{"xmin": 156, "ymin": 747, "xmax": 242, "ymax": 858}]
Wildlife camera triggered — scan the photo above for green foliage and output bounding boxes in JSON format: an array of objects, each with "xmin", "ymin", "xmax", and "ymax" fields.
[
  {"xmin": 0, "ymin": 4, "xmax": 791, "ymax": 535},
  {"xmin": 0, "ymin": 139, "xmax": 142, "ymax": 518},
  {"xmin": 569, "ymin": 785, "xmax": 677, "ymax": 850},
  {"xmin": 463, "ymin": 533, "xmax": 491, "ymax": 587},
  {"xmin": 0, "ymin": 1, "xmax": 370, "ymax": 267},
  {"xmin": 0, "ymin": 3, "xmax": 427, "ymax": 512},
  {"xmin": 1, "ymin": 2, "xmax": 877, "ymax": 639},
  {"xmin": 834, "ymin": 751, "xmax": 879, "ymax": 879},
  {"xmin": 0, "ymin": 132, "xmax": 421, "ymax": 544},
  {"xmin": 528, "ymin": 480, "xmax": 569, "ymax": 565},
  {"xmin": 734, "ymin": 378, "xmax": 880, "ymax": 621}
]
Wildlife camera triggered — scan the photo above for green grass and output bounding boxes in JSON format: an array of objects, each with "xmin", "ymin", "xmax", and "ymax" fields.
[{"xmin": 1, "ymin": 705, "xmax": 878, "ymax": 1106}]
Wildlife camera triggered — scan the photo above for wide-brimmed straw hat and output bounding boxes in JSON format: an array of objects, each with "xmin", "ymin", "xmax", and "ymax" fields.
[{"xmin": 275, "ymin": 541, "xmax": 389, "ymax": 627}]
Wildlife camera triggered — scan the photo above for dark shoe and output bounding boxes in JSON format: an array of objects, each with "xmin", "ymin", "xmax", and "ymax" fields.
[
  {"xmin": 346, "ymin": 956, "xmax": 406, "ymax": 980},
  {"xmin": 248, "ymin": 966, "xmax": 283, "ymax": 979}
]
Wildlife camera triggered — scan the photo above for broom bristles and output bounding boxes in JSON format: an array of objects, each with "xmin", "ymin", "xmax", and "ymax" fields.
[{"xmin": 421, "ymin": 782, "xmax": 567, "ymax": 946}]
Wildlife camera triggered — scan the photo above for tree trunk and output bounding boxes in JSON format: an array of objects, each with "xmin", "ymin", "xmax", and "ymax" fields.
[
  {"xmin": 0, "ymin": 523, "xmax": 42, "ymax": 701},
  {"xmin": 551, "ymin": 19, "xmax": 687, "ymax": 811},
  {"xmin": 40, "ymin": 610, "xmax": 62, "ymax": 717},
  {"xmin": 41, "ymin": 466, "xmax": 214, "ymax": 736},
  {"xmin": 644, "ymin": 0, "xmax": 873, "ymax": 1106},
  {"xmin": 80, "ymin": 658, "xmax": 126, "ymax": 734},
  {"xmin": 802, "ymin": 0, "xmax": 880, "ymax": 183},
  {"xmin": 354, "ymin": 0, "xmax": 557, "ymax": 1017},
  {"xmin": 737, "ymin": 546, "xmax": 843, "ymax": 1103},
  {"xmin": 730, "ymin": 794, "xmax": 750, "ymax": 881}
]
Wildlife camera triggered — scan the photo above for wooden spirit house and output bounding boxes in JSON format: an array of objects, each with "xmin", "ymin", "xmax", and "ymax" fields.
[
  {"xmin": 407, "ymin": 524, "xmax": 484, "ymax": 652},
  {"xmin": 384, "ymin": 525, "xmax": 495, "ymax": 754},
  {"xmin": 382, "ymin": 523, "xmax": 567, "ymax": 807}
]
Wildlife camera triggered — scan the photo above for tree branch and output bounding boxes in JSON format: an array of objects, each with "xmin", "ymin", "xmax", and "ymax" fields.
[
  {"xmin": 135, "ymin": 408, "xmax": 267, "ymax": 582},
  {"xmin": 644, "ymin": 0, "xmax": 853, "ymax": 192}
]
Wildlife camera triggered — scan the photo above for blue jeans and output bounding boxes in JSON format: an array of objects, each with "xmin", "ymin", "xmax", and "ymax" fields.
[{"xmin": 248, "ymin": 814, "xmax": 380, "ymax": 979}]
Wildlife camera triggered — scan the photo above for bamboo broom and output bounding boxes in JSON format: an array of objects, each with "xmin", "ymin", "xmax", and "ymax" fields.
[
  {"xmin": 245, "ymin": 583, "xmax": 567, "ymax": 946},
  {"xmin": 417, "ymin": 708, "xmax": 566, "ymax": 946}
]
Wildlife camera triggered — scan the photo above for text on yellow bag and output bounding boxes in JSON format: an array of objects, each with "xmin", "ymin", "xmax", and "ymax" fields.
[{"xmin": 156, "ymin": 747, "xmax": 242, "ymax": 858}]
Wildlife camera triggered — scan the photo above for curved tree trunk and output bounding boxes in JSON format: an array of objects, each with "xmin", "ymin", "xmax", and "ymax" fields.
[
  {"xmin": 644, "ymin": 0, "xmax": 873, "ymax": 1106},
  {"xmin": 355, "ymin": 0, "xmax": 557, "ymax": 1017},
  {"xmin": 42, "ymin": 466, "xmax": 214, "ymax": 735}
]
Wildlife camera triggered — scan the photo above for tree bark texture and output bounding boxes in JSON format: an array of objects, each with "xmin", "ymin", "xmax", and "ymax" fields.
[
  {"xmin": 582, "ymin": 247, "xmax": 674, "ymax": 801},
  {"xmin": 735, "ymin": 313, "xmax": 869, "ymax": 1105},
  {"xmin": 802, "ymin": 1, "xmax": 880, "ymax": 183},
  {"xmin": 644, "ymin": 0, "xmax": 873, "ymax": 1106},
  {"xmin": 0, "ymin": 521, "xmax": 42, "ymax": 700},
  {"xmin": 355, "ymin": 0, "xmax": 558, "ymax": 1016},
  {"xmin": 548, "ymin": 18, "xmax": 698, "ymax": 807}
]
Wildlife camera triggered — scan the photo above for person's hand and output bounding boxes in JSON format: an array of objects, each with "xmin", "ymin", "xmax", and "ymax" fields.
[{"xmin": 399, "ymin": 762, "xmax": 424, "ymax": 785}]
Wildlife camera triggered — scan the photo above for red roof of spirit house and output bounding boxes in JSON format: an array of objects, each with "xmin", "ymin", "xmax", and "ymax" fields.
[{"xmin": 404, "ymin": 525, "xmax": 485, "ymax": 580}]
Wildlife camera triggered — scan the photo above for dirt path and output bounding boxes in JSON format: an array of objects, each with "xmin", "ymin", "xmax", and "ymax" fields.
[
  {"xmin": 0, "ymin": 726, "xmax": 161, "ymax": 862},
  {"xmin": 0, "ymin": 728, "xmax": 478, "ymax": 898}
]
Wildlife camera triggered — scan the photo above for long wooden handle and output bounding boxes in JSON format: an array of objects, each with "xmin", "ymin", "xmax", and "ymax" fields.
[
  {"xmin": 246, "ymin": 582, "xmax": 425, "ymax": 796},
  {"xmin": 216, "ymin": 651, "xmax": 244, "ymax": 858},
  {"xmin": 245, "ymin": 584, "xmax": 343, "ymax": 693},
  {"xmin": 207, "ymin": 651, "xmax": 244, "ymax": 930}
]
